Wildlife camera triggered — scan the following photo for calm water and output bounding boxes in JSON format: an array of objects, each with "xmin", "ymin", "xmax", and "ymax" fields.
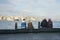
[
  {"xmin": 0, "ymin": 33, "xmax": 60, "ymax": 40},
  {"xmin": 0, "ymin": 21, "xmax": 60, "ymax": 29}
]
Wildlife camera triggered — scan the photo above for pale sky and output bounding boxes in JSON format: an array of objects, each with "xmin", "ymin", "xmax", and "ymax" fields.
[{"xmin": 0, "ymin": 0, "xmax": 60, "ymax": 21}]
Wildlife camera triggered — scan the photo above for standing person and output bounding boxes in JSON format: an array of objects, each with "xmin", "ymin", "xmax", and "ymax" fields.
[
  {"xmin": 28, "ymin": 20, "xmax": 34, "ymax": 29},
  {"xmin": 47, "ymin": 19, "xmax": 53, "ymax": 28},
  {"xmin": 41, "ymin": 19, "xmax": 48, "ymax": 28},
  {"xmin": 21, "ymin": 19, "xmax": 26, "ymax": 29}
]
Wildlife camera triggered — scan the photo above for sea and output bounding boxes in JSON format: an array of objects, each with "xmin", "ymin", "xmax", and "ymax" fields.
[
  {"xmin": 0, "ymin": 21, "xmax": 60, "ymax": 40},
  {"xmin": 0, "ymin": 20, "xmax": 60, "ymax": 29}
]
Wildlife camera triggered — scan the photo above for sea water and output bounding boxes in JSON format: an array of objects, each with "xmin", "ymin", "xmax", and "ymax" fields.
[{"xmin": 0, "ymin": 20, "xmax": 60, "ymax": 29}]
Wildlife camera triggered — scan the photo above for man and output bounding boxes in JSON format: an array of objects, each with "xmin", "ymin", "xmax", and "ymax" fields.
[
  {"xmin": 41, "ymin": 19, "xmax": 48, "ymax": 28},
  {"xmin": 21, "ymin": 19, "xmax": 26, "ymax": 29}
]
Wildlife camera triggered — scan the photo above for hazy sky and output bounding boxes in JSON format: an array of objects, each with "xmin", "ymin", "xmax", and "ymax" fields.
[{"xmin": 0, "ymin": 0, "xmax": 60, "ymax": 20}]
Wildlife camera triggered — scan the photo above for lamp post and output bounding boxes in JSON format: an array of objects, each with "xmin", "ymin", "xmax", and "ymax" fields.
[
  {"xmin": 38, "ymin": 21, "xmax": 40, "ymax": 29},
  {"xmin": 15, "ymin": 22, "xmax": 17, "ymax": 30},
  {"xmin": 15, "ymin": 19, "xmax": 19, "ymax": 30}
]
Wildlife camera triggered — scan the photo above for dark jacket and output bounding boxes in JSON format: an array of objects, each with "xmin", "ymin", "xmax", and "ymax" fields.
[
  {"xmin": 47, "ymin": 20, "xmax": 53, "ymax": 28},
  {"xmin": 41, "ymin": 19, "xmax": 48, "ymax": 28}
]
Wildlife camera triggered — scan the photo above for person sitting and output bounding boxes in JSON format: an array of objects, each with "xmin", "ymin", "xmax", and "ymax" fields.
[
  {"xmin": 21, "ymin": 19, "xmax": 26, "ymax": 29},
  {"xmin": 41, "ymin": 19, "xmax": 48, "ymax": 28},
  {"xmin": 28, "ymin": 20, "xmax": 34, "ymax": 29},
  {"xmin": 47, "ymin": 19, "xmax": 53, "ymax": 28}
]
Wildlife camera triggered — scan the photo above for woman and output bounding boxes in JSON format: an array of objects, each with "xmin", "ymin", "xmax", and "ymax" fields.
[
  {"xmin": 28, "ymin": 20, "xmax": 33, "ymax": 29},
  {"xmin": 47, "ymin": 19, "xmax": 53, "ymax": 28}
]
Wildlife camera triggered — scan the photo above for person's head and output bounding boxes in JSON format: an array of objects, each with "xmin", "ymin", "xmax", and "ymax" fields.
[
  {"xmin": 48, "ymin": 19, "xmax": 52, "ymax": 22},
  {"xmin": 23, "ymin": 19, "xmax": 25, "ymax": 21},
  {"xmin": 43, "ymin": 18, "xmax": 47, "ymax": 21}
]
